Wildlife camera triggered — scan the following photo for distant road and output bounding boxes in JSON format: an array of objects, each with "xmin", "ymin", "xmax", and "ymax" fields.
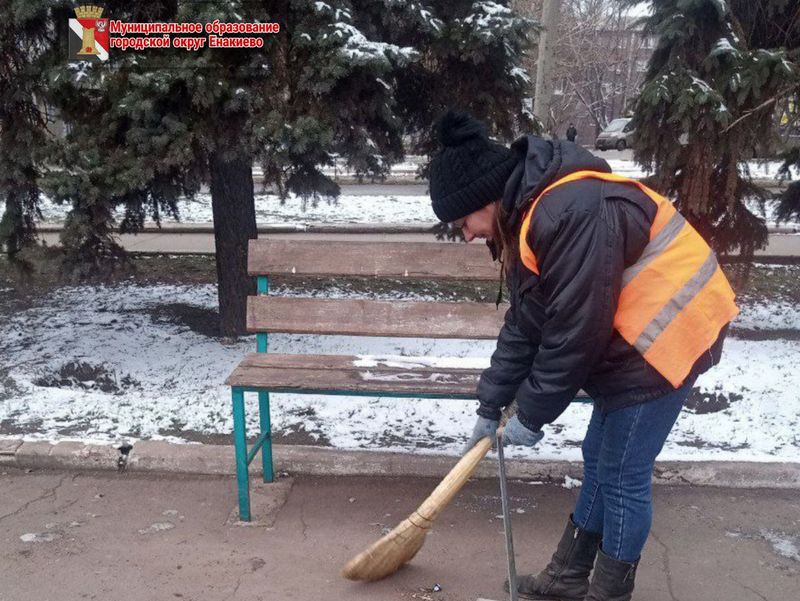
[
  {"xmin": 37, "ymin": 147, "xmax": 798, "ymax": 256},
  {"xmin": 37, "ymin": 226, "xmax": 800, "ymax": 259}
]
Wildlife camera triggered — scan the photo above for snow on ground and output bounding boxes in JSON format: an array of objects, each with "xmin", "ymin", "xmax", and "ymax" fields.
[
  {"xmin": 743, "ymin": 160, "xmax": 800, "ymax": 181},
  {"xmin": 33, "ymin": 158, "xmax": 799, "ymax": 228},
  {"xmin": 37, "ymin": 193, "xmax": 437, "ymax": 226},
  {"xmin": 1, "ymin": 283, "xmax": 797, "ymax": 462},
  {"xmin": 759, "ymin": 530, "xmax": 800, "ymax": 561},
  {"xmin": 35, "ymin": 190, "xmax": 796, "ymax": 230},
  {"xmin": 743, "ymin": 198, "xmax": 799, "ymax": 230},
  {"xmin": 726, "ymin": 529, "xmax": 800, "ymax": 561},
  {"xmin": 736, "ymin": 299, "xmax": 800, "ymax": 331},
  {"xmin": 604, "ymin": 158, "xmax": 800, "ymax": 182}
]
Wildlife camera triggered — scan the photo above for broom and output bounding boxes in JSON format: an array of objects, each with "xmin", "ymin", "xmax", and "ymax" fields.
[{"xmin": 341, "ymin": 435, "xmax": 495, "ymax": 581}]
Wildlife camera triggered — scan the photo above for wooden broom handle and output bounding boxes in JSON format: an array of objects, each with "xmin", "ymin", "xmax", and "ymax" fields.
[
  {"xmin": 415, "ymin": 436, "xmax": 493, "ymax": 522},
  {"xmin": 414, "ymin": 402, "xmax": 517, "ymax": 523}
]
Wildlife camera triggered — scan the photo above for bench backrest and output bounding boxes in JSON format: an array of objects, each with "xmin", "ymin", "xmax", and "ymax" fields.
[{"xmin": 247, "ymin": 239, "xmax": 506, "ymax": 338}]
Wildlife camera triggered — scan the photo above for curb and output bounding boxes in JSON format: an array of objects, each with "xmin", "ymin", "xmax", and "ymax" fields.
[{"xmin": 2, "ymin": 438, "xmax": 798, "ymax": 489}]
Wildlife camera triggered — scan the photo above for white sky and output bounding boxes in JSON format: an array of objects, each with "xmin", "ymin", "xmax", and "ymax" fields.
[{"xmin": 627, "ymin": 2, "xmax": 653, "ymax": 17}]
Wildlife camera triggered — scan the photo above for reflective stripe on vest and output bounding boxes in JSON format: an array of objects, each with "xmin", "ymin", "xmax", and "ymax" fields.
[{"xmin": 518, "ymin": 170, "xmax": 739, "ymax": 388}]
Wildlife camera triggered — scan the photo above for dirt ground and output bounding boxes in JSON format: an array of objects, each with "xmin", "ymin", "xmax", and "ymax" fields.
[{"xmin": 2, "ymin": 248, "xmax": 799, "ymax": 303}]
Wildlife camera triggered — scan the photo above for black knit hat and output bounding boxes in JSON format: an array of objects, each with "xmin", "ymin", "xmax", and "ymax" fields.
[{"xmin": 429, "ymin": 111, "xmax": 519, "ymax": 223}]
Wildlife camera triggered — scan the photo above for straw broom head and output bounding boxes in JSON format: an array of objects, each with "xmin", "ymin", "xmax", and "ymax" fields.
[
  {"xmin": 342, "ymin": 435, "xmax": 493, "ymax": 581},
  {"xmin": 340, "ymin": 514, "xmax": 430, "ymax": 581}
]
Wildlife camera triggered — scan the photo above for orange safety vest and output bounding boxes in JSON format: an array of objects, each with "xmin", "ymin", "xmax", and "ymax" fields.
[{"xmin": 518, "ymin": 170, "xmax": 739, "ymax": 388}]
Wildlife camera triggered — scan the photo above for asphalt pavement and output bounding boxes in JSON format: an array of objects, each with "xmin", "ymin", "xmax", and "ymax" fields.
[{"xmin": 1, "ymin": 468, "xmax": 797, "ymax": 601}]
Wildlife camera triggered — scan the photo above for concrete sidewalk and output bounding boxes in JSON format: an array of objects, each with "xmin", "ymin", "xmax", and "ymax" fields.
[{"xmin": 1, "ymin": 468, "xmax": 797, "ymax": 601}]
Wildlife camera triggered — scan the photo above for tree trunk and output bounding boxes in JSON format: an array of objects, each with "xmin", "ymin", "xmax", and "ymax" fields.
[
  {"xmin": 0, "ymin": 195, "xmax": 27, "ymax": 257},
  {"xmin": 0, "ymin": 188, "xmax": 38, "ymax": 258},
  {"xmin": 210, "ymin": 150, "xmax": 257, "ymax": 337},
  {"xmin": 534, "ymin": 0, "xmax": 563, "ymax": 134}
]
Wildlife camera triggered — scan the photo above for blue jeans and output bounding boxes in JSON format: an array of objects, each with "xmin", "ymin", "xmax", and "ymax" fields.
[{"xmin": 572, "ymin": 383, "xmax": 691, "ymax": 562}]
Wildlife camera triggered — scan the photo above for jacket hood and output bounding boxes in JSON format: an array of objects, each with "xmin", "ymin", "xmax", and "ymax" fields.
[{"xmin": 501, "ymin": 135, "xmax": 610, "ymax": 227}]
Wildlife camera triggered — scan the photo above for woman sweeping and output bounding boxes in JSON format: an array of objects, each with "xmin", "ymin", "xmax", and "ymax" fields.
[{"xmin": 429, "ymin": 111, "xmax": 738, "ymax": 601}]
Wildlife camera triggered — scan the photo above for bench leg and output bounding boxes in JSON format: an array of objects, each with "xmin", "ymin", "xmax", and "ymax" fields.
[
  {"xmin": 258, "ymin": 391, "xmax": 274, "ymax": 483},
  {"xmin": 231, "ymin": 387, "xmax": 251, "ymax": 522}
]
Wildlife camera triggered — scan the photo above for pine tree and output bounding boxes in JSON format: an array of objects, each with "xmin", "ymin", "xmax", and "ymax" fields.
[
  {"xmin": 384, "ymin": 1, "xmax": 536, "ymax": 155},
  {"xmin": 0, "ymin": 2, "xmax": 56, "ymax": 260},
  {"xmin": 2, "ymin": 0, "xmax": 534, "ymax": 335},
  {"xmin": 629, "ymin": 0, "xmax": 800, "ymax": 258}
]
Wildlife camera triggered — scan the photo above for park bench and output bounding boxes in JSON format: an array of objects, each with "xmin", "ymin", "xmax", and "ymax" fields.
[{"xmin": 225, "ymin": 238, "xmax": 584, "ymax": 521}]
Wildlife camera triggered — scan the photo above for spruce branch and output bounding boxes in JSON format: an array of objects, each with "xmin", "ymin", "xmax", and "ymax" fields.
[{"xmin": 721, "ymin": 86, "xmax": 797, "ymax": 134}]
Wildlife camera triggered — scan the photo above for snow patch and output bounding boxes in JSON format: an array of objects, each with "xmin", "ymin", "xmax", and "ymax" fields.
[
  {"xmin": 760, "ymin": 530, "xmax": 800, "ymax": 561},
  {"xmin": 510, "ymin": 66, "xmax": 531, "ymax": 84},
  {"xmin": 138, "ymin": 522, "xmax": 175, "ymax": 535},
  {"xmin": 20, "ymin": 532, "xmax": 61, "ymax": 543},
  {"xmin": 0, "ymin": 284, "xmax": 797, "ymax": 462},
  {"xmin": 735, "ymin": 300, "xmax": 800, "ymax": 331},
  {"xmin": 36, "ymin": 192, "xmax": 437, "ymax": 226},
  {"xmin": 353, "ymin": 355, "xmax": 490, "ymax": 369}
]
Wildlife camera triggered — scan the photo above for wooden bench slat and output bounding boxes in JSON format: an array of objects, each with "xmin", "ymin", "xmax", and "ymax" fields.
[
  {"xmin": 227, "ymin": 353, "xmax": 482, "ymax": 396},
  {"xmin": 236, "ymin": 352, "xmax": 486, "ymax": 373},
  {"xmin": 226, "ymin": 353, "xmax": 591, "ymax": 399},
  {"xmin": 247, "ymin": 296, "xmax": 507, "ymax": 338},
  {"xmin": 247, "ymin": 239, "xmax": 500, "ymax": 280}
]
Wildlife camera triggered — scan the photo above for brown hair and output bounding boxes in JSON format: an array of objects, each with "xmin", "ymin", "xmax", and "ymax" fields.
[{"xmin": 492, "ymin": 200, "xmax": 520, "ymax": 278}]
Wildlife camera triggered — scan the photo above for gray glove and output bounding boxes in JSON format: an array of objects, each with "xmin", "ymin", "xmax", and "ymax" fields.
[
  {"xmin": 501, "ymin": 415, "xmax": 544, "ymax": 447},
  {"xmin": 463, "ymin": 415, "xmax": 499, "ymax": 453}
]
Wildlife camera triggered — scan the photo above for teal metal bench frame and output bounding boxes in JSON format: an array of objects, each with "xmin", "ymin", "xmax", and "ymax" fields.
[
  {"xmin": 230, "ymin": 274, "xmax": 592, "ymax": 522},
  {"xmin": 230, "ymin": 274, "xmax": 483, "ymax": 521},
  {"xmin": 230, "ymin": 275, "xmax": 272, "ymax": 522}
]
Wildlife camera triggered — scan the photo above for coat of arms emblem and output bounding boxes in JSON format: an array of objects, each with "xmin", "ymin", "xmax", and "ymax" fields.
[{"xmin": 68, "ymin": 5, "xmax": 109, "ymax": 62}]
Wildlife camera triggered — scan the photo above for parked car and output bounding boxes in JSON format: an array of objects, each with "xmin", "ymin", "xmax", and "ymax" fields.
[{"xmin": 595, "ymin": 118, "xmax": 634, "ymax": 151}]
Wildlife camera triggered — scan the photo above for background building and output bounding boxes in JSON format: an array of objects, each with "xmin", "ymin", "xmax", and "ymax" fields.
[{"xmin": 515, "ymin": 0, "xmax": 656, "ymax": 145}]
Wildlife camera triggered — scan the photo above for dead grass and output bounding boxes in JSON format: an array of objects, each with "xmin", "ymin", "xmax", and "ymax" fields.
[{"xmin": 1, "ymin": 249, "xmax": 797, "ymax": 307}]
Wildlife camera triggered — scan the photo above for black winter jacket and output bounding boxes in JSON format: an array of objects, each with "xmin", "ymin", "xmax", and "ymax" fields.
[{"xmin": 476, "ymin": 136, "xmax": 727, "ymax": 432}]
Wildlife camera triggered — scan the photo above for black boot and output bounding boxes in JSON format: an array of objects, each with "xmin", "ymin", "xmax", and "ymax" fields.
[
  {"xmin": 584, "ymin": 550, "xmax": 638, "ymax": 601},
  {"xmin": 512, "ymin": 516, "xmax": 602, "ymax": 601}
]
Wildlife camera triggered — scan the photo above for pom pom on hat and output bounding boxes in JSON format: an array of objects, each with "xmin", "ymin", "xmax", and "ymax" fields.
[
  {"xmin": 437, "ymin": 110, "xmax": 487, "ymax": 147},
  {"xmin": 429, "ymin": 110, "xmax": 519, "ymax": 223}
]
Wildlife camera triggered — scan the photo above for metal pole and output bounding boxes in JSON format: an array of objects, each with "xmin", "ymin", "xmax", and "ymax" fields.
[{"xmin": 497, "ymin": 434, "xmax": 518, "ymax": 601}]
